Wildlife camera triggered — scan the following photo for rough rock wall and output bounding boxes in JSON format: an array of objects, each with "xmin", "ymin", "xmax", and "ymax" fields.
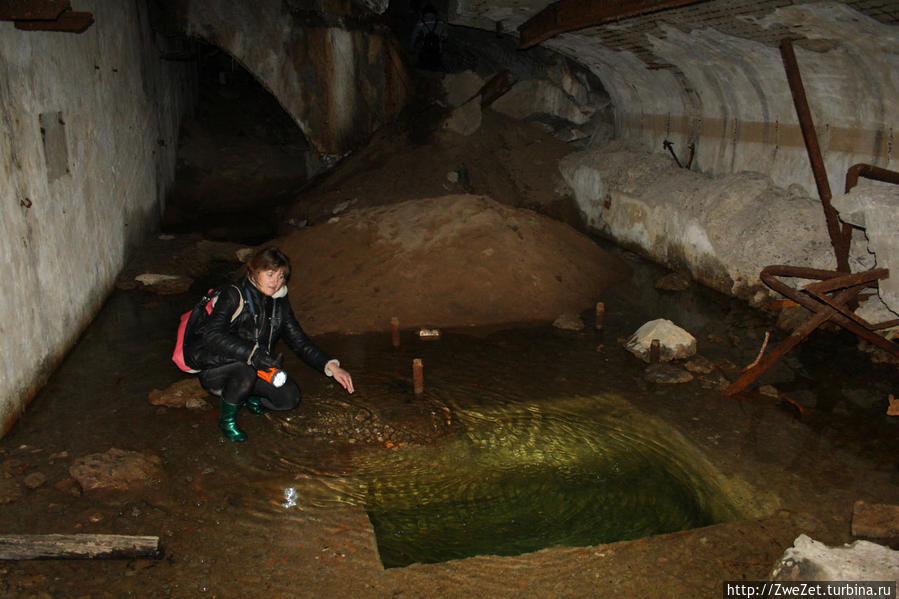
[
  {"xmin": 560, "ymin": 144, "xmax": 840, "ymax": 303},
  {"xmin": 547, "ymin": 3, "xmax": 897, "ymax": 195},
  {"xmin": 181, "ymin": 0, "xmax": 410, "ymax": 167},
  {"xmin": 0, "ymin": 1, "xmax": 196, "ymax": 436}
]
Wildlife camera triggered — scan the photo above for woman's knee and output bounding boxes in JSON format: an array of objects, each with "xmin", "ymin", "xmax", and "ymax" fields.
[{"xmin": 271, "ymin": 383, "xmax": 302, "ymax": 411}]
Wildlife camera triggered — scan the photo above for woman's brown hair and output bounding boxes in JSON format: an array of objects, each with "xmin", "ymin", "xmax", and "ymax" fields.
[{"xmin": 246, "ymin": 246, "xmax": 291, "ymax": 282}]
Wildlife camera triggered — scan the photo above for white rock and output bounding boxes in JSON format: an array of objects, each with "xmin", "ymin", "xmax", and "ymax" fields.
[
  {"xmin": 625, "ymin": 318, "xmax": 696, "ymax": 363},
  {"xmin": 770, "ymin": 534, "xmax": 899, "ymax": 582}
]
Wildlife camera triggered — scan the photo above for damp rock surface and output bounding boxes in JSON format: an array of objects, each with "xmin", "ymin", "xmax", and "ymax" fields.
[
  {"xmin": 770, "ymin": 534, "xmax": 899, "ymax": 581},
  {"xmin": 149, "ymin": 378, "xmax": 212, "ymax": 410},
  {"xmin": 69, "ymin": 448, "xmax": 165, "ymax": 492}
]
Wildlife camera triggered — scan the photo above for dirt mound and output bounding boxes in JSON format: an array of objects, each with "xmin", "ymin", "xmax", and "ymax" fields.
[{"xmin": 275, "ymin": 194, "xmax": 630, "ymax": 335}]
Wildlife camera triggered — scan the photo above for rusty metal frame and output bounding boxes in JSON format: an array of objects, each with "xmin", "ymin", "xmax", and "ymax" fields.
[
  {"xmin": 723, "ymin": 39, "xmax": 899, "ymax": 397},
  {"xmin": 724, "ymin": 266, "xmax": 898, "ymax": 396},
  {"xmin": 517, "ymin": 0, "xmax": 708, "ymax": 49}
]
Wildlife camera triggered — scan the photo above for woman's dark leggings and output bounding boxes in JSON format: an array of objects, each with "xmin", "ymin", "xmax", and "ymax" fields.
[{"xmin": 199, "ymin": 362, "xmax": 301, "ymax": 410}]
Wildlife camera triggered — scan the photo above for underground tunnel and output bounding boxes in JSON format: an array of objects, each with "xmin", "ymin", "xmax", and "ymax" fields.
[{"xmin": 1, "ymin": 0, "xmax": 898, "ymax": 597}]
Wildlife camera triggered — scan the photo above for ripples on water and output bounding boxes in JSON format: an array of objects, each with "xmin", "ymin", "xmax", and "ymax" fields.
[{"xmin": 349, "ymin": 396, "xmax": 735, "ymax": 567}]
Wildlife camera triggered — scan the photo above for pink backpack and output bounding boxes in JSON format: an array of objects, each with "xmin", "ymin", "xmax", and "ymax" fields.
[{"xmin": 172, "ymin": 285, "xmax": 244, "ymax": 373}]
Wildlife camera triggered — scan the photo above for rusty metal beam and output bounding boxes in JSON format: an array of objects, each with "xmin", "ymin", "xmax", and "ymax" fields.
[
  {"xmin": 14, "ymin": 10, "xmax": 93, "ymax": 33},
  {"xmin": 780, "ymin": 38, "xmax": 851, "ymax": 273},
  {"xmin": 518, "ymin": 0, "xmax": 707, "ymax": 49},
  {"xmin": 724, "ymin": 265, "xmax": 899, "ymax": 397},
  {"xmin": 845, "ymin": 163, "xmax": 899, "ymax": 193},
  {"xmin": 0, "ymin": 0, "xmax": 69, "ymax": 21}
]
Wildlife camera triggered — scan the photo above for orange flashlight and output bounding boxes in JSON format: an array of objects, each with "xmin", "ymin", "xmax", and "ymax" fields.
[{"xmin": 257, "ymin": 367, "xmax": 287, "ymax": 388}]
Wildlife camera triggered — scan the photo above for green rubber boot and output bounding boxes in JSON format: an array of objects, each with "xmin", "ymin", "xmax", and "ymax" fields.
[
  {"xmin": 219, "ymin": 401, "xmax": 247, "ymax": 442},
  {"xmin": 245, "ymin": 395, "xmax": 269, "ymax": 415}
]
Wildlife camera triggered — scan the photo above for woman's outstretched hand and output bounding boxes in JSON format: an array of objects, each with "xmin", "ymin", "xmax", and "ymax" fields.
[{"xmin": 331, "ymin": 366, "xmax": 355, "ymax": 394}]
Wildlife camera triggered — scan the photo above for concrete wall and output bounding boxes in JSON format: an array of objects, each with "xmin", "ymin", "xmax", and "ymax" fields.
[
  {"xmin": 180, "ymin": 0, "xmax": 411, "ymax": 168},
  {"xmin": 549, "ymin": 3, "xmax": 898, "ymax": 320},
  {"xmin": 547, "ymin": 3, "xmax": 897, "ymax": 197},
  {"xmin": 0, "ymin": 1, "xmax": 195, "ymax": 436}
]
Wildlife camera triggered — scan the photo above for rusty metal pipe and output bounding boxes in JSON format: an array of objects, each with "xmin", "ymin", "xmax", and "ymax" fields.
[
  {"xmin": 845, "ymin": 163, "xmax": 899, "ymax": 193},
  {"xmin": 759, "ymin": 266, "xmax": 899, "ymax": 356},
  {"xmin": 780, "ymin": 39, "xmax": 851, "ymax": 272},
  {"xmin": 412, "ymin": 359, "xmax": 423, "ymax": 396}
]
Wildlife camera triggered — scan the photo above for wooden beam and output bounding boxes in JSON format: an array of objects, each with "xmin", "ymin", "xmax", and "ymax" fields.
[
  {"xmin": 518, "ymin": 0, "xmax": 708, "ymax": 49},
  {"xmin": 0, "ymin": 534, "xmax": 161, "ymax": 560},
  {"xmin": 14, "ymin": 9, "xmax": 93, "ymax": 33},
  {"xmin": 0, "ymin": 0, "xmax": 70, "ymax": 21}
]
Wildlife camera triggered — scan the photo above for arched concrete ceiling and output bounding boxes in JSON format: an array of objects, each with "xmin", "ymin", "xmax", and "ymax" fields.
[{"xmin": 446, "ymin": 1, "xmax": 897, "ymax": 192}]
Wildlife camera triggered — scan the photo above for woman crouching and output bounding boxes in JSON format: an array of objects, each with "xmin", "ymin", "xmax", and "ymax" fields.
[{"xmin": 186, "ymin": 246, "xmax": 354, "ymax": 442}]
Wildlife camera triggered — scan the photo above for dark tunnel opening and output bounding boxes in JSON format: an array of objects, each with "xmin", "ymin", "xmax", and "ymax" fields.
[{"xmin": 162, "ymin": 40, "xmax": 311, "ymax": 244}]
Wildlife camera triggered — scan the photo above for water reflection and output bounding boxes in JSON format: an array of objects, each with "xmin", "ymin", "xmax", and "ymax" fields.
[{"xmin": 259, "ymin": 396, "xmax": 744, "ymax": 568}]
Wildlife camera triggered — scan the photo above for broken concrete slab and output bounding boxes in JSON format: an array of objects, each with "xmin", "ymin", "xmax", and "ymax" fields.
[
  {"xmin": 832, "ymin": 182, "xmax": 899, "ymax": 319},
  {"xmin": 770, "ymin": 533, "xmax": 899, "ymax": 582},
  {"xmin": 559, "ymin": 143, "xmax": 854, "ymax": 307}
]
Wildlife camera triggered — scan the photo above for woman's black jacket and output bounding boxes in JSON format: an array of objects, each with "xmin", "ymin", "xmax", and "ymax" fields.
[{"xmin": 185, "ymin": 277, "xmax": 332, "ymax": 373}]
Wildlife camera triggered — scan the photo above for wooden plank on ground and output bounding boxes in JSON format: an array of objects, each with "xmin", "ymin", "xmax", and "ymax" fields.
[{"xmin": 0, "ymin": 534, "xmax": 161, "ymax": 560}]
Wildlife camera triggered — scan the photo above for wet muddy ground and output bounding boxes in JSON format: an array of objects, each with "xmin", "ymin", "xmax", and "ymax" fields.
[{"xmin": 2, "ymin": 239, "xmax": 898, "ymax": 599}]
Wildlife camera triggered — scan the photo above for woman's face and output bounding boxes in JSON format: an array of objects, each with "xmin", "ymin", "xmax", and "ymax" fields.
[{"xmin": 253, "ymin": 268, "xmax": 287, "ymax": 297}]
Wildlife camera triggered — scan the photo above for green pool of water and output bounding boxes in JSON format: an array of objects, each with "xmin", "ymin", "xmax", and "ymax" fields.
[{"xmin": 358, "ymin": 398, "xmax": 737, "ymax": 568}]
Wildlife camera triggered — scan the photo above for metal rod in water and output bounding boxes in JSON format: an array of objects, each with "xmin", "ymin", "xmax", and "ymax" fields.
[
  {"xmin": 595, "ymin": 302, "xmax": 605, "ymax": 330},
  {"xmin": 413, "ymin": 359, "xmax": 423, "ymax": 396},
  {"xmin": 391, "ymin": 316, "xmax": 400, "ymax": 348}
]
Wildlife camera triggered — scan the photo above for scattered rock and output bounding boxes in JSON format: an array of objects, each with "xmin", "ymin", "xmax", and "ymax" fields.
[
  {"xmin": 69, "ymin": 448, "xmax": 165, "ymax": 492},
  {"xmin": 0, "ymin": 478, "xmax": 23, "ymax": 504},
  {"xmin": 655, "ymin": 272, "xmax": 691, "ymax": 291},
  {"xmin": 23, "ymin": 472, "xmax": 46, "ymax": 489},
  {"xmin": 195, "ymin": 239, "xmax": 248, "ymax": 264},
  {"xmin": 889, "ymin": 395, "xmax": 899, "ymax": 416},
  {"xmin": 1, "ymin": 457, "xmax": 26, "ymax": 476},
  {"xmin": 770, "ymin": 534, "xmax": 899, "ymax": 582},
  {"xmin": 149, "ymin": 378, "xmax": 212, "ymax": 410},
  {"xmin": 852, "ymin": 500, "xmax": 899, "ymax": 539},
  {"xmin": 626, "ymin": 319, "xmax": 697, "ymax": 363},
  {"xmin": 279, "ymin": 397, "xmax": 453, "ymax": 448},
  {"xmin": 684, "ymin": 356, "xmax": 715, "ymax": 374},
  {"xmin": 134, "ymin": 273, "xmax": 193, "ymax": 295},
  {"xmin": 644, "ymin": 363, "xmax": 694, "ymax": 384},
  {"xmin": 698, "ymin": 372, "xmax": 730, "ymax": 390},
  {"xmin": 54, "ymin": 477, "xmax": 82, "ymax": 497},
  {"xmin": 759, "ymin": 384, "xmax": 779, "ymax": 398},
  {"xmin": 553, "ymin": 313, "xmax": 584, "ymax": 331}
]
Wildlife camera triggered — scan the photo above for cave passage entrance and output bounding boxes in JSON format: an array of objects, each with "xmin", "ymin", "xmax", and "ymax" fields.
[{"xmin": 164, "ymin": 41, "xmax": 311, "ymax": 244}]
